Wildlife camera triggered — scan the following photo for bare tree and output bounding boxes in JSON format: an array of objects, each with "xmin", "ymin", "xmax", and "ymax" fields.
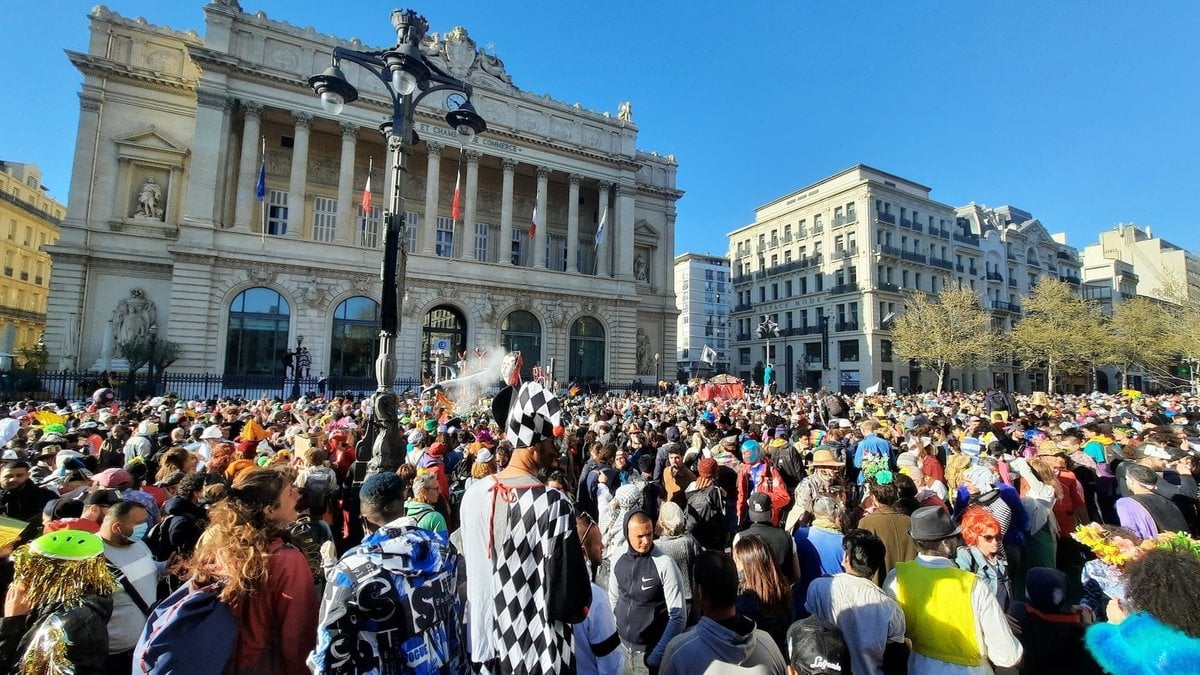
[{"xmin": 891, "ymin": 287, "xmax": 999, "ymax": 393}]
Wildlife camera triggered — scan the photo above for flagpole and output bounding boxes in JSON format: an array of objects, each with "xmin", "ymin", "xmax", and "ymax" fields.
[
  {"xmin": 364, "ymin": 156, "xmax": 374, "ymax": 247},
  {"xmin": 259, "ymin": 136, "xmax": 266, "ymax": 247}
]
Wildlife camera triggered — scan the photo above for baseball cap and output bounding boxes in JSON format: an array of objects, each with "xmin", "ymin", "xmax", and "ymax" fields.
[
  {"xmin": 84, "ymin": 489, "xmax": 123, "ymax": 507},
  {"xmin": 91, "ymin": 468, "xmax": 133, "ymax": 488},
  {"xmin": 787, "ymin": 616, "xmax": 849, "ymax": 675},
  {"xmin": 748, "ymin": 492, "xmax": 773, "ymax": 523}
]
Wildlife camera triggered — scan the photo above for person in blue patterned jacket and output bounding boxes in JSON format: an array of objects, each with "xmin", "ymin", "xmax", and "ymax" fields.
[{"xmin": 308, "ymin": 471, "xmax": 465, "ymax": 674}]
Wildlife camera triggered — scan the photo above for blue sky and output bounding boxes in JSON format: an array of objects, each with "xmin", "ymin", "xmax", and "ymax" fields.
[{"xmin": 2, "ymin": 1, "xmax": 1197, "ymax": 257}]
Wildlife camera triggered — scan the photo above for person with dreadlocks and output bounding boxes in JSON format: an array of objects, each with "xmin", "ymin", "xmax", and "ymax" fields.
[
  {"xmin": 460, "ymin": 381, "xmax": 592, "ymax": 674},
  {"xmin": 0, "ymin": 530, "xmax": 118, "ymax": 673}
]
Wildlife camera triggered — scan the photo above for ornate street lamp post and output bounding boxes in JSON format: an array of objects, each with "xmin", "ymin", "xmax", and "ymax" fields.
[
  {"xmin": 309, "ymin": 9, "xmax": 486, "ymax": 482},
  {"xmin": 756, "ymin": 314, "xmax": 780, "ymax": 394}
]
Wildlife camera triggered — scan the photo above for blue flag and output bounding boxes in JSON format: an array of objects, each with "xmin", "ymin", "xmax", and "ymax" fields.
[{"xmin": 254, "ymin": 160, "xmax": 266, "ymax": 201}]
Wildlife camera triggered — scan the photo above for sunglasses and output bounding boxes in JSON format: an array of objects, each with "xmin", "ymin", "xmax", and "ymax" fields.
[{"xmin": 978, "ymin": 534, "xmax": 999, "ymax": 542}]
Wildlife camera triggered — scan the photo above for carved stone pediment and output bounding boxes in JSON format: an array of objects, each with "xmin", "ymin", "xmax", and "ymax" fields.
[
  {"xmin": 113, "ymin": 127, "xmax": 189, "ymax": 160},
  {"xmin": 419, "ymin": 27, "xmax": 517, "ymax": 93}
]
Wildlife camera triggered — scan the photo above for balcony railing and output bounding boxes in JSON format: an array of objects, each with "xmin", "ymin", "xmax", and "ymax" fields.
[
  {"xmin": 900, "ymin": 218, "xmax": 913, "ymax": 229},
  {"xmin": 929, "ymin": 257, "xmax": 954, "ymax": 271},
  {"xmin": 733, "ymin": 303, "xmax": 753, "ymax": 312},
  {"xmin": 953, "ymin": 232, "xmax": 981, "ymax": 247},
  {"xmin": 877, "ymin": 212, "xmax": 896, "ymax": 225},
  {"xmin": 901, "ymin": 250, "xmax": 926, "ymax": 264},
  {"xmin": 876, "ymin": 245, "xmax": 901, "ymax": 259},
  {"xmin": 955, "ymin": 263, "xmax": 965, "ymax": 273},
  {"xmin": 18, "ymin": 272, "xmax": 28, "ymax": 281},
  {"xmin": 833, "ymin": 247, "xmax": 858, "ymax": 260},
  {"xmin": 732, "ymin": 273, "xmax": 750, "ymax": 285},
  {"xmin": 875, "ymin": 282, "xmax": 901, "ymax": 293},
  {"xmin": 968, "ymin": 268, "xmax": 978, "ymax": 276},
  {"xmin": 34, "ymin": 276, "xmax": 42, "ymax": 285},
  {"xmin": 833, "ymin": 214, "xmax": 857, "ymax": 227},
  {"xmin": 986, "ymin": 271, "xmax": 1004, "ymax": 282},
  {"xmin": 834, "ymin": 321, "xmax": 860, "ymax": 332},
  {"xmin": 1060, "ymin": 274, "xmax": 1081, "ymax": 285},
  {"xmin": 1007, "ymin": 252, "xmax": 1018, "ymax": 261},
  {"xmin": 737, "ymin": 332, "xmax": 751, "ymax": 341},
  {"xmin": 0, "ymin": 190, "xmax": 63, "ymax": 226},
  {"xmin": 769, "ymin": 238, "xmax": 779, "ymax": 248},
  {"xmin": 991, "ymin": 301, "xmax": 1022, "ymax": 314},
  {"xmin": 829, "ymin": 282, "xmax": 860, "ymax": 296},
  {"xmin": 1008, "ymin": 278, "xmax": 1017, "ymax": 288}
]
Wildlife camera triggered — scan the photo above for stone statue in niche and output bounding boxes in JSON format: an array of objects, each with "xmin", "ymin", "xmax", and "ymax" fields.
[
  {"xmin": 112, "ymin": 288, "xmax": 157, "ymax": 344},
  {"xmin": 634, "ymin": 254, "xmax": 650, "ymax": 283},
  {"xmin": 135, "ymin": 178, "xmax": 164, "ymax": 220},
  {"xmin": 636, "ymin": 328, "xmax": 652, "ymax": 375}
]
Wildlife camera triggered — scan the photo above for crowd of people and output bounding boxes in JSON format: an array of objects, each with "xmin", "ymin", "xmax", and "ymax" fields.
[{"xmin": 0, "ymin": 381, "xmax": 1198, "ymax": 674}]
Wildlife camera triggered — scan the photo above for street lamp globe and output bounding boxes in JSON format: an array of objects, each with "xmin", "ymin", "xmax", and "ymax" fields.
[
  {"xmin": 320, "ymin": 90, "xmax": 345, "ymax": 115},
  {"xmin": 308, "ymin": 64, "xmax": 358, "ymax": 115},
  {"xmin": 446, "ymin": 102, "xmax": 487, "ymax": 140},
  {"xmin": 391, "ymin": 68, "xmax": 419, "ymax": 96}
]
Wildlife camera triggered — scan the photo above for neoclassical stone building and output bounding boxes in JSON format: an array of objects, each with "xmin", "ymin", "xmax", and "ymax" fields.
[{"xmin": 47, "ymin": 2, "xmax": 681, "ymax": 385}]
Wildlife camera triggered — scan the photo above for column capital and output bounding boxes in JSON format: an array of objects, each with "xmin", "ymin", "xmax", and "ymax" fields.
[
  {"xmin": 598, "ymin": 180, "xmax": 613, "ymax": 192},
  {"xmin": 426, "ymin": 142, "xmax": 444, "ymax": 157},
  {"xmin": 568, "ymin": 173, "xmax": 582, "ymax": 186},
  {"xmin": 536, "ymin": 165, "xmax": 550, "ymax": 180},
  {"xmin": 79, "ymin": 95, "xmax": 102, "ymax": 113},
  {"xmin": 614, "ymin": 183, "xmax": 633, "ymax": 197},
  {"xmin": 501, "ymin": 157, "xmax": 517, "ymax": 172},
  {"xmin": 222, "ymin": 97, "xmax": 238, "ymax": 113},
  {"xmin": 464, "ymin": 149, "xmax": 481, "ymax": 164},
  {"xmin": 241, "ymin": 100, "xmax": 264, "ymax": 118},
  {"xmin": 292, "ymin": 111, "xmax": 314, "ymax": 129},
  {"xmin": 339, "ymin": 121, "xmax": 358, "ymax": 139}
]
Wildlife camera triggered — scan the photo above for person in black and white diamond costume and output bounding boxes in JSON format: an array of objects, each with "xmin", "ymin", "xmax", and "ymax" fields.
[{"xmin": 461, "ymin": 380, "xmax": 592, "ymax": 674}]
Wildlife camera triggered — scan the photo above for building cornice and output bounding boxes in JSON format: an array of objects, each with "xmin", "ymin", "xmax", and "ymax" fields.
[{"xmin": 67, "ymin": 51, "xmax": 198, "ymax": 96}]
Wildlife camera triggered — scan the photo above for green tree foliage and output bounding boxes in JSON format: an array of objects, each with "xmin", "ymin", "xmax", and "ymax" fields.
[
  {"xmin": 891, "ymin": 287, "xmax": 998, "ymax": 393},
  {"xmin": 1011, "ymin": 279, "xmax": 1106, "ymax": 392},
  {"xmin": 1100, "ymin": 297, "xmax": 1175, "ymax": 390}
]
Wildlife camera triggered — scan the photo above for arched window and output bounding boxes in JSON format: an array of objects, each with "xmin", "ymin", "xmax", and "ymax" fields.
[
  {"xmin": 225, "ymin": 288, "xmax": 290, "ymax": 376},
  {"xmin": 330, "ymin": 296, "xmax": 380, "ymax": 378},
  {"xmin": 501, "ymin": 310, "xmax": 541, "ymax": 381},
  {"xmin": 569, "ymin": 316, "xmax": 605, "ymax": 383},
  {"xmin": 422, "ymin": 305, "xmax": 467, "ymax": 381}
]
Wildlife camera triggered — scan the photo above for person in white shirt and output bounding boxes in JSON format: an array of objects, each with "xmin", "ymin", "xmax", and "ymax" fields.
[
  {"xmin": 806, "ymin": 529, "xmax": 906, "ymax": 675},
  {"xmin": 575, "ymin": 513, "xmax": 623, "ymax": 675}
]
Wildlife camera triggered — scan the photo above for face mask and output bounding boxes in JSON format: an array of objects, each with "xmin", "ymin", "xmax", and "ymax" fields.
[{"xmin": 127, "ymin": 522, "xmax": 149, "ymax": 543}]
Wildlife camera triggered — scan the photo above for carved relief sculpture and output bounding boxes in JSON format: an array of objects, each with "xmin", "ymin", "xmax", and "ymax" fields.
[
  {"xmin": 636, "ymin": 327, "xmax": 652, "ymax": 375},
  {"xmin": 634, "ymin": 254, "xmax": 650, "ymax": 283},
  {"xmin": 112, "ymin": 288, "xmax": 157, "ymax": 344}
]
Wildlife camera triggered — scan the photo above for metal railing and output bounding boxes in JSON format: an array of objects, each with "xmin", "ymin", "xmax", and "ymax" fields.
[
  {"xmin": 733, "ymin": 302, "xmax": 753, "ymax": 312},
  {"xmin": 834, "ymin": 321, "xmax": 860, "ymax": 332},
  {"xmin": 0, "ymin": 190, "xmax": 63, "ymax": 226},
  {"xmin": 829, "ymin": 282, "xmax": 860, "ymax": 296},
  {"xmin": 875, "ymin": 282, "xmax": 900, "ymax": 293},
  {"xmin": 986, "ymin": 271, "xmax": 1004, "ymax": 282},
  {"xmin": 929, "ymin": 257, "xmax": 954, "ymax": 271},
  {"xmin": 991, "ymin": 301, "xmax": 1022, "ymax": 314},
  {"xmin": 953, "ymin": 232, "xmax": 981, "ymax": 246},
  {"xmin": 877, "ymin": 212, "xmax": 896, "ymax": 224},
  {"xmin": 876, "ymin": 245, "xmax": 901, "ymax": 258},
  {"xmin": 901, "ymin": 250, "xmax": 926, "ymax": 264}
]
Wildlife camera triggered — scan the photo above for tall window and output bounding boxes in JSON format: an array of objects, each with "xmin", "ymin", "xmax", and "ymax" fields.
[
  {"xmin": 266, "ymin": 190, "xmax": 288, "ymax": 236},
  {"xmin": 578, "ymin": 239, "xmax": 596, "ymax": 275},
  {"xmin": 225, "ymin": 288, "xmax": 290, "ymax": 375},
  {"xmin": 547, "ymin": 234, "xmax": 567, "ymax": 271},
  {"xmin": 330, "ymin": 296, "xmax": 380, "ymax": 378},
  {"xmin": 435, "ymin": 216, "xmax": 454, "ymax": 257},
  {"xmin": 569, "ymin": 316, "xmax": 606, "ymax": 382},
  {"xmin": 405, "ymin": 211, "xmax": 419, "ymax": 252},
  {"xmin": 501, "ymin": 310, "xmax": 542, "ymax": 380},
  {"xmin": 475, "ymin": 221, "xmax": 491, "ymax": 262},
  {"xmin": 359, "ymin": 205, "xmax": 381, "ymax": 248},
  {"xmin": 312, "ymin": 197, "xmax": 337, "ymax": 242},
  {"xmin": 511, "ymin": 228, "xmax": 525, "ymax": 266}
]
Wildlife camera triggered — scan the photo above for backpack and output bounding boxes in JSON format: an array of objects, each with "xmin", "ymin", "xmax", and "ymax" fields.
[
  {"xmin": 133, "ymin": 582, "xmax": 237, "ymax": 675},
  {"xmin": 300, "ymin": 466, "xmax": 339, "ymax": 516},
  {"xmin": 685, "ymin": 486, "xmax": 726, "ymax": 550},
  {"xmin": 289, "ymin": 514, "xmax": 332, "ymax": 585},
  {"xmin": 824, "ymin": 394, "xmax": 847, "ymax": 418},
  {"xmin": 987, "ymin": 390, "xmax": 1011, "ymax": 413},
  {"xmin": 143, "ymin": 515, "xmax": 177, "ymax": 563}
]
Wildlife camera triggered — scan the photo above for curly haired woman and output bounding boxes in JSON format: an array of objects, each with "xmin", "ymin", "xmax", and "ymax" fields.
[{"xmin": 181, "ymin": 468, "xmax": 317, "ymax": 673}]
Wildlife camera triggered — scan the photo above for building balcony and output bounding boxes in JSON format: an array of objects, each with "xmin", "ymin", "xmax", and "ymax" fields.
[
  {"xmin": 955, "ymin": 263, "xmax": 965, "ymax": 273},
  {"xmin": 732, "ymin": 273, "xmax": 750, "ymax": 286},
  {"xmin": 833, "ymin": 247, "xmax": 858, "ymax": 260},
  {"xmin": 900, "ymin": 218, "xmax": 913, "ymax": 229},
  {"xmin": 783, "ymin": 234, "xmax": 793, "ymax": 244},
  {"xmin": 968, "ymin": 267, "xmax": 978, "ymax": 276},
  {"xmin": 737, "ymin": 332, "xmax": 751, "ymax": 341},
  {"xmin": 1008, "ymin": 278, "xmax": 1017, "ymax": 288},
  {"xmin": 991, "ymin": 301, "xmax": 1022, "ymax": 314},
  {"xmin": 875, "ymin": 281, "xmax": 901, "ymax": 293},
  {"xmin": 876, "ymin": 212, "xmax": 896, "ymax": 225},
  {"xmin": 18, "ymin": 272, "xmax": 28, "ymax": 281},
  {"xmin": 0, "ymin": 305, "xmax": 47, "ymax": 322},
  {"xmin": 1007, "ymin": 251, "xmax": 1019, "ymax": 261},
  {"xmin": 34, "ymin": 276, "xmax": 42, "ymax": 285},
  {"xmin": 769, "ymin": 238, "xmax": 779, "ymax": 248},
  {"xmin": 953, "ymin": 232, "xmax": 981, "ymax": 247},
  {"xmin": 834, "ymin": 320, "xmax": 860, "ymax": 332},
  {"xmin": 0, "ymin": 189, "xmax": 63, "ymax": 226},
  {"xmin": 833, "ymin": 214, "xmax": 858, "ymax": 227},
  {"xmin": 812, "ymin": 226, "xmax": 824, "ymax": 235},
  {"xmin": 802, "ymin": 253, "xmax": 823, "ymax": 269},
  {"xmin": 828, "ymin": 282, "xmax": 860, "ymax": 296},
  {"xmin": 2, "ymin": 267, "xmax": 10, "ymax": 277},
  {"xmin": 900, "ymin": 250, "xmax": 926, "ymax": 264},
  {"xmin": 986, "ymin": 271, "xmax": 1004, "ymax": 283},
  {"xmin": 929, "ymin": 257, "xmax": 954, "ymax": 271},
  {"xmin": 876, "ymin": 244, "xmax": 902, "ymax": 259},
  {"xmin": 1060, "ymin": 274, "xmax": 1082, "ymax": 285},
  {"xmin": 733, "ymin": 302, "xmax": 753, "ymax": 313}
]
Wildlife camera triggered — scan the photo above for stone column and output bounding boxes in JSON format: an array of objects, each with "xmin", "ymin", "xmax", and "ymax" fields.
[
  {"xmin": 286, "ymin": 111, "xmax": 312, "ymax": 239},
  {"xmin": 335, "ymin": 122, "xmax": 358, "ymax": 245},
  {"xmin": 661, "ymin": 209, "xmax": 676, "ymax": 292},
  {"xmin": 533, "ymin": 166, "xmax": 549, "ymax": 269},
  {"xmin": 567, "ymin": 173, "xmax": 581, "ymax": 273},
  {"xmin": 500, "ymin": 158, "xmax": 516, "ymax": 264},
  {"xmin": 616, "ymin": 183, "xmax": 636, "ymax": 279},
  {"xmin": 180, "ymin": 88, "xmax": 233, "ymax": 232},
  {"xmin": 233, "ymin": 101, "xmax": 263, "ymax": 232},
  {"xmin": 422, "ymin": 142, "xmax": 442, "ymax": 255},
  {"xmin": 596, "ymin": 181, "xmax": 612, "ymax": 277},
  {"xmin": 462, "ymin": 149, "xmax": 480, "ymax": 260}
]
